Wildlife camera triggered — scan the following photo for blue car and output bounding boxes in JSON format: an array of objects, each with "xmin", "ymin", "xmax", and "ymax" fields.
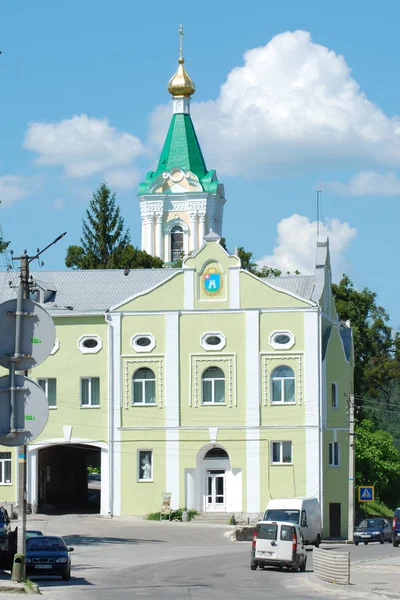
[
  {"xmin": 25, "ymin": 536, "xmax": 74, "ymax": 580},
  {"xmin": 354, "ymin": 518, "xmax": 392, "ymax": 545}
]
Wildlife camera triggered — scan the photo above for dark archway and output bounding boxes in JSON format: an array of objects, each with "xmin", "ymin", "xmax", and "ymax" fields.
[{"xmin": 38, "ymin": 444, "xmax": 101, "ymax": 514}]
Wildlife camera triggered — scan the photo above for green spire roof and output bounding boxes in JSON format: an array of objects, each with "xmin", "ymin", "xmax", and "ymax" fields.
[
  {"xmin": 138, "ymin": 114, "xmax": 220, "ymax": 195},
  {"xmin": 156, "ymin": 114, "xmax": 207, "ymax": 178}
]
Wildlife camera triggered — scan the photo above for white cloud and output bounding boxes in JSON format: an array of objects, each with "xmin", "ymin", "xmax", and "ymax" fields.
[
  {"xmin": 150, "ymin": 30, "xmax": 400, "ymax": 176},
  {"xmin": 24, "ymin": 114, "xmax": 144, "ymax": 178},
  {"xmin": 324, "ymin": 171, "xmax": 400, "ymax": 196},
  {"xmin": 257, "ymin": 214, "xmax": 357, "ymax": 277},
  {"xmin": 104, "ymin": 168, "xmax": 140, "ymax": 189},
  {"xmin": 0, "ymin": 175, "xmax": 36, "ymax": 206}
]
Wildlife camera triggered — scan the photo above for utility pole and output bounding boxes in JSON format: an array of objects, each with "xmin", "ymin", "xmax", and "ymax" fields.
[
  {"xmin": 347, "ymin": 393, "xmax": 355, "ymax": 543},
  {"xmin": 10, "ymin": 233, "xmax": 66, "ymax": 580}
]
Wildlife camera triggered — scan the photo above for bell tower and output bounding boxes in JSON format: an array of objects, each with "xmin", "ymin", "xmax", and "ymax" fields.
[{"xmin": 138, "ymin": 26, "xmax": 226, "ymax": 263}]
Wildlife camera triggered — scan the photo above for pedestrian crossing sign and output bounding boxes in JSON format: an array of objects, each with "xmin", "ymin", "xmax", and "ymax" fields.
[{"xmin": 358, "ymin": 486, "xmax": 375, "ymax": 502}]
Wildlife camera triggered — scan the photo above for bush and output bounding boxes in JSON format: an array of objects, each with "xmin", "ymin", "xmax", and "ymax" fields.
[{"xmin": 146, "ymin": 508, "xmax": 199, "ymax": 522}]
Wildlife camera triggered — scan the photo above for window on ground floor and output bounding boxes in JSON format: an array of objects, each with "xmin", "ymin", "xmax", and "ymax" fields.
[
  {"xmin": 271, "ymin": 441, "xmax": 292, "ymax": 464},
  {"xmin": 138, "ymin": 450, "xmax": 153, "ymax": 481},
  {"xmin": 329, "ymin": 441, "xmax": 340, "ymax": 466},
  {"xmin": 0, "ymin": 453, "xmax": 12, "ymax": 484}
]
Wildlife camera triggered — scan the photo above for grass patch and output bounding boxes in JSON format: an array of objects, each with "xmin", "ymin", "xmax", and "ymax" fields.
[
  {"xmin": 146, "ymin": 508, "xmax": 199, "ymax": 522},
  {"xmin": 356, "ymin": 499, "xmax": 394, "ymax": 521}
]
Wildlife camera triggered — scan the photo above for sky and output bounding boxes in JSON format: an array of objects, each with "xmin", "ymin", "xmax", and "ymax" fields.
[{"xmin": 1, "ymin": 1, "xmax": 400, "ymax": 324}]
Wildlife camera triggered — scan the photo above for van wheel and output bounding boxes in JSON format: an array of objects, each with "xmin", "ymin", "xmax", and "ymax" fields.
[
  {"xmin": 380, "ymin": 534, "xmax": 384, "ymax": 544},
  {"xmin": 250, "ymin": 560, "xmax": 257, "ymax": 571},
  {"xmin": 314, "ymin": 535, "xmax": 321, "ymax": 548},
  {"xmin": 393, "ymin": 540, "xmax": 399, "ymax": 548},
  {"xmin": 300, "ymin": 557, "xmax": 307, "ymax": 572},
  {"xmin": 364, "ymin": 541, "xmax": 368, "ymax": 545},
  {"xmin": 354, "ymin": 542, "xmax": 359, "ymax": 546}
]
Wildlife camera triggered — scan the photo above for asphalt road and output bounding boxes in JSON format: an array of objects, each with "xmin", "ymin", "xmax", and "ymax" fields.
[{"xmin": 2, "ymin": 515, "xmax": 399, "ymax": 600}]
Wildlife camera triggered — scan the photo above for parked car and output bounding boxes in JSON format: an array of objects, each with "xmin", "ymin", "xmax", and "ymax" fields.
[
  {"xmin": 354, "ymin": 518, "xmax": 392, "ymax": 545},
  {"xmin": 26, "ymin": 530, "xmax": 44, "ymax": 539},
  {"xmin": 392, "ymin": 508, "xmax": 400, "ymax": 547},
  {"xmin": 250, "ymin": 521, "xmax": 307, "ymax": 572},
  {"xmin": 25, "ymin": 536, "xmax": 74, "ymax": 580}
]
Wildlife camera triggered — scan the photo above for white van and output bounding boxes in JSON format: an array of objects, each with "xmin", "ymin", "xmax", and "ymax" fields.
[
  {"xmin": 250, "ymin": 521, "xmax": 307, "ymax": 572},
  {"xmin": 263, "ymin": 497, "xmax": 322, "ymax": 547}
]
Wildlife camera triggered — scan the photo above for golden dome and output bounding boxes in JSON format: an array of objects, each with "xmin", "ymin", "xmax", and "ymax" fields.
[{"xmin": 167, "ymin": 25, "xmax": 196, "ymax": 97}]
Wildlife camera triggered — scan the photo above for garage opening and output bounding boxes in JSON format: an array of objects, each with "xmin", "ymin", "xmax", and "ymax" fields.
[{"xmin": 38, "ymin": 444, "xmax": 101, "ymax": 514}]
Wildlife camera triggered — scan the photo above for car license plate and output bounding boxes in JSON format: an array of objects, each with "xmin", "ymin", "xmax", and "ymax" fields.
[
  {"xmin": 360, "ymin": 534, "xmax": 370, "ymax": 538},
  {"xmin": 35, "ymin": 564, "xmax": 52, "ymax": 569},
  {"xmin": 257, "ymin": 551, "xmax": 272, "ymax": 556}
]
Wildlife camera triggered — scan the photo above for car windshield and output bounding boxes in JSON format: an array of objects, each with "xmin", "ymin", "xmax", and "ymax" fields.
[
  {"xmin": 27, "ymin": 537, "xmax": 66, "ymax": 551},
  {"xmin": 358, "ymin": 519, "xmax": 384, "ymax": 529},
  {"xmin": 264, "ymin": 509, "xmax": 300, "ymax": 524}
]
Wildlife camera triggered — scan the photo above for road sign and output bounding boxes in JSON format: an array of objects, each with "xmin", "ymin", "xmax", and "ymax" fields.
[
  {"xmin": 0, "ymin": 298, "xmax": 56, "ymax": 371},
  {"xmin": 0, "ymin": 375, "xmax": 49, "ymax": 446},
  {"xmin": 358, "ymin": 486, "xmax": 375, "ymax": 502}
]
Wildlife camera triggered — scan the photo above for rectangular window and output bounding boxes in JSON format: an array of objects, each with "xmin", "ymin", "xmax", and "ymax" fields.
[
  {"xmin": 138, "ymin": 450, "xmax": 153, "ymax": 482},
  {"xmin": 0, "ymin": 452, "xmax": 12, "ymax": 484},
  {"xmin": 331, "ymin": 383, "xmax": 338, "ymax": 409},
  {"xmin": 329, "ymin": 441, "xmax": 340, "ymax": 466},
  {"xmin": 81, "ymin": 377, "xmax": 100, "ymax": 407},
  {"xmin": 38, "ymin": 378, "xmax": 57, "ymax": 408},
  {"xmin": 271, "ymin": 441, "xmax": 292, "ymax": 464}
]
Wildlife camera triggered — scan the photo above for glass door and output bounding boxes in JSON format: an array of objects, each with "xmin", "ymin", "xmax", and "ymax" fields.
[{"xmin": 206, "ymin": 470, "xmax": 225, "ymax": 511}]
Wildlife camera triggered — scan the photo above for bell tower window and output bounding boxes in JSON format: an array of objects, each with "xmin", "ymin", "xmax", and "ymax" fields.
[{"xmin": 171, "ymin": 225, "xmax": 184, "ymax": 261}]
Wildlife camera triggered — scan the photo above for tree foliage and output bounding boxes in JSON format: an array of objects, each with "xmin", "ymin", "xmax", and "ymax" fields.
[
  {"xmin": 355, "ymin": 419, "xmax": 400, "ymax": 507},
  {"xmin": 332, "ymin": 275, "xmax": 400, "ymax": 399},
  {"xmin": 219, "ymin": 238, "xmax": 297, "ymax": 277},
  {"xmin": 65, "ymin": 183, "xmax": 163, "ymax": 270}
]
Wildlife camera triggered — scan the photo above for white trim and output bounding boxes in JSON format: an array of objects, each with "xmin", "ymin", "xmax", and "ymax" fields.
[
  {"xmin": 131, "ymin": 333, "xmax": 156, "ymax": 353},
  {"xmin": 165, "ymin": 313, "xmax": 180, "ymax": 509},
  {"xmin": 190, "ymin": 353, "xmax": 236, "ymax": 408},
  {"xmin": 109, "ymin": 306, "xmax": 318, "ymax": 317},
  {"xmin": 120, "ymin": 424, "xmax": 320, "ymax": 430},
  {"xmin": 246, "ymin": 310, "xmax": 260, "ymax": 512},
  {"xmin": 200, "ymin": 332, "xmax": 226, "ymax": 351},
  {"xmin": 229, "ymin": 267, "xmax": 240, "ymax": 309},
  {"xmin": 78, "ymin": 334, "xmax": 103, "ymax": 354},
  {"xmin": 304, "ymin": 311, "xmax": 320, "ymax": 501},
  {"xmin": 184, "ymin": 269, "xmax": 194, "ymax": 310},
  {"xmin": 50, "ymin": 338, "xmax": 60, "ymax": 355},
  {"xmin": 269, "ymin": 330, "xmax": 295, "ymax": 351},
  {"xmin": 328, "ymin": 440, "xmax": 340, "ymax": 467},
  {"xmin": 270, "ymin": 440, "xmax": 293, "ymax": 465},
  {"xmin": 108, "ymin": 313, "xmax": 122, "ymax": 516}
]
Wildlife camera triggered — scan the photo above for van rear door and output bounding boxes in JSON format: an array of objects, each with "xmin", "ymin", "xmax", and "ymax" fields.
[{"xmin": 255, "ymin": 523, "xmax": 278, "ymax": 560}]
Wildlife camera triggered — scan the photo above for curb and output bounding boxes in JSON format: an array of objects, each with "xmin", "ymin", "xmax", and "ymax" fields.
[{"xmin": 0, "ymin": 580, "xmax": 40, "ymax": 594}]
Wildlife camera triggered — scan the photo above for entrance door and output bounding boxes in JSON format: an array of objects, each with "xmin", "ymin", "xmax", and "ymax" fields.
[
  {"xmin": 329, "ymin": 503, "xmax": 341, "ymax": 537},
  {"xmin": 206, "ymin": 470, "xmax": 225, "ymax": 511}
]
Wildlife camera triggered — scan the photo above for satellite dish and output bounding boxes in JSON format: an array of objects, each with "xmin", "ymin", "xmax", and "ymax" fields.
[
  {"xmin": 0, "ymin": 375, "xmax": 49, "ymax": 446},
  {"xmin": 0, "ymin": 299, "xmax": 56, "ymax": 370}
]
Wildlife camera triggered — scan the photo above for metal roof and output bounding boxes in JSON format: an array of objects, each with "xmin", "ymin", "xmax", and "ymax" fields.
[
  {"xmin": 261, "ymin": 275, "xmax": 315, "ymax": 301},
  {"xmin": 0, "ymin": 269, "xmax": 179, "ymax": 316}
]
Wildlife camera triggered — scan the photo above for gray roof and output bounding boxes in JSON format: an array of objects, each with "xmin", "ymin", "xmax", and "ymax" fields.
[
  {"xmin": 261, "ymin": 275, "xmax": 315, "ymax": 302},
  {"xmin": 0, "ymin": 269, "xmax": 179, "ymax": 316}
]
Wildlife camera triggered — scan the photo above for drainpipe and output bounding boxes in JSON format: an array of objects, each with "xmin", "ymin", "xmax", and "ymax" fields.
[{"xmin": 105, "ymin": 312, "xmax": 114, "ymax": 518}]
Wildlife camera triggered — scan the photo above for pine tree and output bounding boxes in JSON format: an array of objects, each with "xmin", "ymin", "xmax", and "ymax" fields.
[{"xmin": 65, "ymin": 182, "xmax": 163, "ymax": 270}]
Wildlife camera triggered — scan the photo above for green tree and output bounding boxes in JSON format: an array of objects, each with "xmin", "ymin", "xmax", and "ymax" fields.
[
  {"xmin": 65, "ymin": 182, "xmax": 162, "ymax": 270},
  {"xmin": 220, "ymin": 238, "xmax": 283, "ymax": 277},
  {"xmin": 355, "ymin": 418, "xmax": 400, "ymax": 507},
  {"xmin": 0, "ymin": 238, "xmax": 9, "ymax": 254},
  {"xmin": 332, "ymin": 275, "xmax": 400, "ymax": 399}
]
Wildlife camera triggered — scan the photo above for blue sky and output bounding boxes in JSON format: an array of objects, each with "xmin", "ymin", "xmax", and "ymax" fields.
[{"xmin": 1, "ymin": 1, "xmax": 400, "ymax": 325}]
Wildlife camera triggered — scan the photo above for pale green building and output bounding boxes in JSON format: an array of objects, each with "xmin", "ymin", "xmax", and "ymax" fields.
[{"xmin": 0, "ymin": 47, "xmax": 353, "ymax": 538}]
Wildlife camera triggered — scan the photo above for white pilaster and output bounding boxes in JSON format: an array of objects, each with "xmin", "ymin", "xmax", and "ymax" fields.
[
  {"xmin": 108, "ymin": 313, "xmax": 122, "ymax": 516},
  {"xmin": 164, "ymin": 232, "xmax": 170, "ymax": 263},
  {"xmin": 199, "ymin": 214, "xmax": 206, "ymax": 247},
  {"xmin": 155, "ymin": 214, "xmax": 163, "ymax": 259},
  {"xmin": 141, "ymin": 216, "xmax": 147, "ymax": 252},
  {"xmin": 245, "ymin": 310, "xmax": 260, "ymax": 513},
  {"xmin": 229, "ymin": 267, "xmax": 240, "ymax": 309},
  {"xmin": 165, "ymin": 312, "xmax": 180, "ymax": 508},
  {"xmin": 27, "ymin": 448, "xmax": 38, "ymax": 508},
  {"xmin": 147, "ymin": 215, "xmax": 154, "ymax": 256},
  {"xmin": 304, "ymin": 310, "xmax": 321, "ymax": 502},
  {"xmin": 189, "ymin": 212, "xmax": 197, "ymax": 252},
  {"xmin": 184, "ymin": 269, "xmax": 194, "ymax": 310}
]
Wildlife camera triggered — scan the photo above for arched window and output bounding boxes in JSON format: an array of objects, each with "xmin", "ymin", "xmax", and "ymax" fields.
[
  {"xmin": 133, "ymin": 368, "xmax": 156, "ymax": 405},
  {"xmin": 171, "ymin": 225, "xmax": 184, "ymax": 261},
  {"xmin": 331, "ymin": 383, "xmax": 338, "ymax": 409},
  {"xmin": 271, "ymin": 366, "xmax": 295, "ymax": 404},
  {"xmin": 202, "ymin": 367, "xmax": 225, "ymax": 404}
]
